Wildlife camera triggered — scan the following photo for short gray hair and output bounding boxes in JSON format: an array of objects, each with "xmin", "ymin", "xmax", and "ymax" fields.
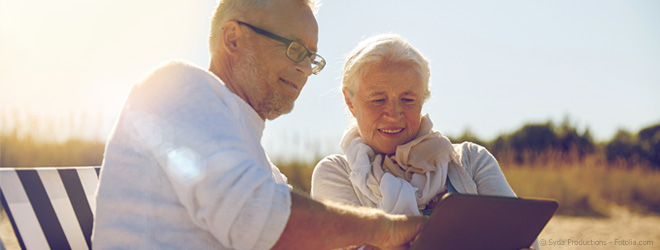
[
  {"xmin": 342, "ymin": 34, "xmax": 431, "ymax": 101},
  {"xmin": 208, "ymin": 0, "xmax": 320, "ymax": 57}
]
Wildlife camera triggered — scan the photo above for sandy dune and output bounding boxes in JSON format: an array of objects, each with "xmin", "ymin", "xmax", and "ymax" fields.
[{"xmin": 538, "ymin": 207, "xmax": 659, "ymax": 250}]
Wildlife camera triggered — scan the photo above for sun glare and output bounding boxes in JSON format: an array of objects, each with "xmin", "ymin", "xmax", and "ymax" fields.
[{"xmin": 1, "ymin": 0, "xmax": 214, "ymax": 141}]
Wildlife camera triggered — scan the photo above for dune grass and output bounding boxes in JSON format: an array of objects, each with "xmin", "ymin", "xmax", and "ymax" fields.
[
  {"xmin": 277, "ymin": 156, "xmax": 660, "ymax": 217},
  {"xmin": 502, "ymin": 163, "xmax": 660, "ymax": 217},
  {"xmin": 4, "ymin": 129, "xmax": 657, "ymax": 217},
  {"xmin": 1, "ymin": 110, "xmax": 106, "ymax": 167},
  {"xmin": 1, "ymin": 133, "xmax": 105, "ymax": 167},
  {"xmin": 2, "ymin": 111, "xmax": 659, "ymax": 217}
]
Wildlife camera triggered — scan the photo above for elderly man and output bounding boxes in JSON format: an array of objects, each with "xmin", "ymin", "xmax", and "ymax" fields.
[{"xmin": 92, "ymin": 0, "xmax": 425, "ymax": 249}]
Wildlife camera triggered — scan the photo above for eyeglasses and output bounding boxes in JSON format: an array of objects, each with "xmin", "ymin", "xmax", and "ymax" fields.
[{"xmin": 236, "ymin": 20, "xmax": 326, "ymax": 75}]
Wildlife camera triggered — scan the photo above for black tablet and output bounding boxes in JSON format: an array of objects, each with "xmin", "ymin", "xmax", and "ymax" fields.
[{"xmin": 410, "ymin": 193, "xmax": 558, "ymax": 250}]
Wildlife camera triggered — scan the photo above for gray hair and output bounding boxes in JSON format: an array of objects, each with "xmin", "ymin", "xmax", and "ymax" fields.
[
  {"xmin": 342, "ymin": 34, "xmax": 431, "ymax": 101},
  {"xmin": 209, "ymin": 0, "xmax": 320, "ymax": 57}
]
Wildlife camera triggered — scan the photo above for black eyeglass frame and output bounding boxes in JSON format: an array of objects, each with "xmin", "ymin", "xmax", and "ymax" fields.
[{"xmin": 235, "ymin": 20, "xmax": 325, "ymax": 74}]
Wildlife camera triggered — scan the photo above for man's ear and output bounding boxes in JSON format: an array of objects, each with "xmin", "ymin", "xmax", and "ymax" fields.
[
  {"xmin": 343, "ymin": 89, "xmax": 357, "ymax": 117},
  {"xmin": 221, "ymin": 21, "xmax": 242, "ymax": 55}
]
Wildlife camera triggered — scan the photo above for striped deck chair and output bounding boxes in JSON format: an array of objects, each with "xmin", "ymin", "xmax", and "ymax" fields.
[{"xmin": 0, "ymin": 166, "xmax": 100, "ymax": 250}]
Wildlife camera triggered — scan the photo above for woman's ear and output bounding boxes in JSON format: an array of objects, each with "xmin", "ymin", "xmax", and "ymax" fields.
[{"xmin": 342, "ymin": 89, "xmax": 357, "ymax": 117}]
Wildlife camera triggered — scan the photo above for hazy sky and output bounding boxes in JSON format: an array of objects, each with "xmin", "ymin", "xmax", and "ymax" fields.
[{"xmin": 2, "ymin": 0, "xmax": 659, "ymax": 160}]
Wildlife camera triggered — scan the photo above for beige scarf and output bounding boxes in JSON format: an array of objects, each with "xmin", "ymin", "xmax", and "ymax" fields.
[{"xmin": 341, "ymin": 114, "xmax": 460, "ymax": 215}]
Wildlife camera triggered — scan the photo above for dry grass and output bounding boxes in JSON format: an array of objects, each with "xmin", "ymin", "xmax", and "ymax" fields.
[
  {"xmin": 277, "ymin": 156, "xmax": 660, "ymax": 218},
  {"xmin": 275, "ymin": 158, "xmax": 317, "ymax": 193},
  {"xmin": 503, "ymin": 162, "xmax": 660, "ymax": 217},
  {"xmin": 1, "ymin": 110, "xmax": 106, "ymax": 167},
  {"xmin": 2, "ymin": 111, "xmax": 659, "ymax": 248},
  {"xmin": 1, "ymin": 134, "xmax": 105, "ymax": 167},
  {"xmin": 3, "ymin": 110, "xmax": 659, "ymax": 217}
]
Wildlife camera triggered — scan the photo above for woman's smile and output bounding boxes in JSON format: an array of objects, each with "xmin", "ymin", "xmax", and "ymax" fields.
[{"xmin": 378, "ymin": 127, "xmax": 404, "ymax": 135}]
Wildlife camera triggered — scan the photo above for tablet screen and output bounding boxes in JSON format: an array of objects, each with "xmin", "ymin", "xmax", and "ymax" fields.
[{"xmin": 410, "ymin": 193, "xmax": 558, "ymax": 250}]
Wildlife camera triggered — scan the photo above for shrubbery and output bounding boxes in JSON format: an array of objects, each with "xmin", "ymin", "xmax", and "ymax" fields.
[{"xmin": 451, "ymin": 121, "xmax": 660, "ymax": 170}]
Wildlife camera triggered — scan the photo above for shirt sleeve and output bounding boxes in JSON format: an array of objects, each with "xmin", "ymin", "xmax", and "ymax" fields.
[
  {"xmin": 460, "ymin": 142, "xmax": 516, "ymax": 197},
  {"xmin": 123, "ymin": 61, "xmax": 291, "ymax": 250},
  {"xmin": 311, "ymin": 155, "xmax": 363, "ymax": 207}
]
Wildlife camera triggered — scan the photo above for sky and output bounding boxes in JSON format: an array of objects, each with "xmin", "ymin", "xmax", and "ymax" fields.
[{"xmin": 1, "ymin": 0, "xmax": 659, "ymax": 160}]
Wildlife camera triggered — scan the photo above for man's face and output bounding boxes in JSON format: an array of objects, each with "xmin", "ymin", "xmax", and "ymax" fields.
[
  {"xmin": 345, "ymin": 61, "xmax": 425, "ymax": 155},
  {"xmin": 237, "ymin": 0, "xmax": 319, "ymax": 120}
]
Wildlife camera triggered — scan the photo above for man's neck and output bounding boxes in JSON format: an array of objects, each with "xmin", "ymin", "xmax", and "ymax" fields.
[{"xmin": 209, "ymin": 59, "xmax": 266, "ymax": 121}]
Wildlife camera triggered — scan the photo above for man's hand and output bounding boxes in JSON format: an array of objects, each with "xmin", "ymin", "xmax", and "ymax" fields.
[
  {"xmin": 273, "ymin": 192, "xmax": 429, "ymax": 250},
  {"xmin": 370, "ymin": 213, "xmax": 428, "ymax": 250}
]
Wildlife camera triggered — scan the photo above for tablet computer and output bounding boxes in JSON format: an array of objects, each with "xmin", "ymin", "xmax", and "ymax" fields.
[{"xmin": 410, "ymin": 193, "xmax": 558, "ymax": 250}]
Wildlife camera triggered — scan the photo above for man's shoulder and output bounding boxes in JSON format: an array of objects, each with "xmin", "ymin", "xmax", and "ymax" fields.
[
  {"xmin": 117, "ymin": 60, "xmax": 246, "ymax": 125},
  {"xmin": 129, "ymin": 60, "xmax": 233, "ymax": 103},
  {"xmin": 153, "ymin": 60, "xmax": 203, "ymax": 73},
  {"xmin": 144, "ymin": 60, "xmax": 218, "ymax": 87}
]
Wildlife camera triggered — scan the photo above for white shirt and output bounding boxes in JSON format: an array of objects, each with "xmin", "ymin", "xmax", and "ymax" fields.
[
  {"xmin": 311, "ymin": 142, "xmax": 516, "ymax": 208},
  {"xmin": 93, "ymin": 61, "xmax": 291, "ymax": 250},
  {"xmin": 311, "ymin": 142, "xmax": 541, "ymax": 249}
]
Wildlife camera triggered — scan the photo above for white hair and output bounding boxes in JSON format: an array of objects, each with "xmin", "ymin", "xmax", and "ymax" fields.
[
  {"xmin": 209, "ymin": 0, "xmax": 320, "ymax": 57},
  {"xmin": 342, "ymin": 33, "xmax": 431, "ymax": 101}
]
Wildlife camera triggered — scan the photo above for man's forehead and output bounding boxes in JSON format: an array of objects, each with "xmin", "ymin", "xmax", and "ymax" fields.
[{"xmin": 254, "ymin": 0, "xmax": 319, "ymax": 50}]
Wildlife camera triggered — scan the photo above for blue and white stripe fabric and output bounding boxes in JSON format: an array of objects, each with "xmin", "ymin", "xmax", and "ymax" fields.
[{"xmin": 0, "ymin": 166, "xmax": 100, "ymax": 250}]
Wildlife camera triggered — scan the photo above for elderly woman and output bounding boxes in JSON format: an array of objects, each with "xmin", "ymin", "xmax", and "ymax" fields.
[{"xmin": 311, "ymin": 34, "xmax": 539, "ymax": 249}]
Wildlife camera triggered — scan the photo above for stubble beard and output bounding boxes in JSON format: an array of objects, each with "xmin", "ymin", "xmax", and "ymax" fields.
[{"xmin": 235, "ymin": 44, "xmax": 295, "ymax": 121}]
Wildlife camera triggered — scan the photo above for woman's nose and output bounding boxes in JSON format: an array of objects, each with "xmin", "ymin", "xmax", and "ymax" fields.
[{"xmin": 384, "ymin": 101, "xmax": 403, "ymax": 120}]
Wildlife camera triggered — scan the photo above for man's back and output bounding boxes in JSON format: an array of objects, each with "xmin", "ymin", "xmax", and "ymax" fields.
[{"xmin": 93, "ymin": 61, "xmax": 291, "ymax": 250}]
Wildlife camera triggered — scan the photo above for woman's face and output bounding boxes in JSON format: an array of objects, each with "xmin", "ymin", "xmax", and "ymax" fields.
[{"xmin": 345, "ymin": 61, "xmax": 425, "ymax": 154}]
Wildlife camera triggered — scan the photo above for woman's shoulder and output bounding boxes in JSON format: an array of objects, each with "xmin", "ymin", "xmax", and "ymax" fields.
[
  {"xmin": 311, "ymin": 154, "xmax": 363, "ymax": 204},
  {"xmin": 452, "ymin": 141, "xmax": 490, "ymax": 155},
  {"xmin": 451, "ymin": 141, "xmax": 497, "ymax": 171},
  {"xmin": 312, "ymin": 154, "xmax": 353, "ymax": 184},
  {"xmin": 315, "ymin": 154, "xmax": 350, "ymax": 171}
]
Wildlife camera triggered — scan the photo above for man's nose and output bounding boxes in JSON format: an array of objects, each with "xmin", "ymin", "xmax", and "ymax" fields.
[{"xmin": 294, "ymin": 56, "xmax": 313, "ymax": 76}]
